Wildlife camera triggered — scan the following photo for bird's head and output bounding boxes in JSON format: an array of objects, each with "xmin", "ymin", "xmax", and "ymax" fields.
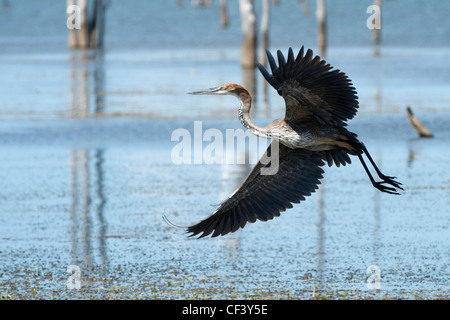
[{"xmin": 188, "ymin": 83, "xmax": 246, "ymax": 97}]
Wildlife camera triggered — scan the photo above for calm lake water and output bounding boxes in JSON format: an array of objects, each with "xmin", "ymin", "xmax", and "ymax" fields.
[{"xmin": 0, "ymin": 0, "xmax": 449, "ymax": 299}]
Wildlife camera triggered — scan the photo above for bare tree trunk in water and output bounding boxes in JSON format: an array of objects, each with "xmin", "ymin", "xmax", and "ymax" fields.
[
  {"xmin": 260, "ymin": 0, "xmax": 270, "ymax": 66},
  {"xmin": 67, "ymin": 0, "xmax": 107, "ymax": 49},
  {"xmin": 373, "ymin": 0, "xmax": 381, "ymax": 44},
  {"xmin": 239, "ymin": 0, "xmax": 257, "ymax": 69},
  {"xmin": 316, "ymin": 0, "xmax": 326, "ymax": 57},
  {"xmin": 78, "ymin": 0, "xmax": 89, "ymax": 48},
  {"xmin": 91, "ymin": 0, "xmax": 106, "ymax": 48},
  {"xmin": 220, "ymin": 0, "xmax": 229, "ymax": 28},
  {"xmin": 67, "ymin": 0, "xmax": 78, "ymax": 48}
]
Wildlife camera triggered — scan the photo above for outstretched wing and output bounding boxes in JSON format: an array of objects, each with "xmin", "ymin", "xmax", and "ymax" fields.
[
  {"xmin": 187, "ymin": 143, "xmax": 325, "ymax": 238},
  {"xmin": 256, "ymin": 46, "xmax": 359, "ymax": 126}
]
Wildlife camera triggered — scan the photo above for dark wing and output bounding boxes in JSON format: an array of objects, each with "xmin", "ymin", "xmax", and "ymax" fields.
[
  {"xmin": 256, "ymin": 46, "xmax": 359, "ymax": 126},
  {"xmin": 187, "ymin": 143, "xmax": 325, "ymax": 238}
]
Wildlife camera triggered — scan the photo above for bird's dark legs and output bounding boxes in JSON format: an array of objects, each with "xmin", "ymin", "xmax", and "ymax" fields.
[
  {"xmin": 357, "ymin": 143, "xmax": 404, "ymax": 194},
  {"xmin": 359, "ymin": 143, "xmax": 403, "ymax": 189}
]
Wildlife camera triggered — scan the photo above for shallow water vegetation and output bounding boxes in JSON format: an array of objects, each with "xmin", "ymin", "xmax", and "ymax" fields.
[
  {"xmin": 2, "ymin": 274, "xmax": 447, "ymax": 300},
  {"xmin": 0, "ymin": 260, "xmax": 448, "ymax": 300}
]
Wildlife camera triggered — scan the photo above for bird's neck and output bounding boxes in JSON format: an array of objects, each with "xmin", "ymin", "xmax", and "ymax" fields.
[{"xmin": 237, "ymin": 91, "xmax": 270, "ymax": 139}]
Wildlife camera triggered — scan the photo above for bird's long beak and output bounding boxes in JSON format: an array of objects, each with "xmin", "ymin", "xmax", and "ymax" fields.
[{"xmin": 188, "ymin": 86, "xmax": 224, "ymax": 95}]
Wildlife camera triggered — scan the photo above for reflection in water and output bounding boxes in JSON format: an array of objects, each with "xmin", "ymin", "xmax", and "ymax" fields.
[
  {"xmin": 68, "ymin": 48, "xmax": 108, "ymax": 283},
  {"xmin": 81, "ymin": 150, "xmax": 92, "ymax": 268},
  {"xmin": 374, "ymin": 86, "xmax": 382, "ymax": 114},
  {"xmin": 407, "ymin": 148, "xmax": 418, "ymax": 168},
  {"xmin": 70, "ymin": 151, "xmax": 80, "ymax": 264},
  {"xmin": 69, "ymin": 149, "xmax": 108, "ymax": 282},
  {"xmin": 407, "ymin": 137, "xmax": 430, "ymax": 168},
  {"xmin": 373, "ymin": 44, "xmax": 381, "ymax": 57},
  {"xmin": 372, "ymin": 152, "xmax": 381, "ymax": 265},
  {"xmin": 69, "ymin": 49, "xmax": 105, "ymax": 118},
  {"xmin": 95, "ymin": 150, "xmax": 108, "ymax": 267},
  {"xmin": 316, "ymin": 182, "xmax": 325, "ymax": 288}
]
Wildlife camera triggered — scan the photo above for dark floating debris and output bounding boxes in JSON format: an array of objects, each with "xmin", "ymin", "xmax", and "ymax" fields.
[{"xmin": 406, "ymin": 106, "xmax": 434, "ymax": 138}]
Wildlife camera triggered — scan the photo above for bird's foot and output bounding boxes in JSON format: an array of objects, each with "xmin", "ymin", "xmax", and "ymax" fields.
[
  {"xmin": 373, "ymin": 181, "xmax": 401, "ymax": 195},
  {"xmin": 373, "ymin": 174, "xmax": 404, "ymax": 195},
  {"xmin": 380, "ymin": 174, "xmax": 404, "ymax": 191}
]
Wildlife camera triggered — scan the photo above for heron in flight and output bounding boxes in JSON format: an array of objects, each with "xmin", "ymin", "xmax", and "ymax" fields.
[{"xmin": 185, "ymin": 46, "xmax": 403, "ymax": 238}]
